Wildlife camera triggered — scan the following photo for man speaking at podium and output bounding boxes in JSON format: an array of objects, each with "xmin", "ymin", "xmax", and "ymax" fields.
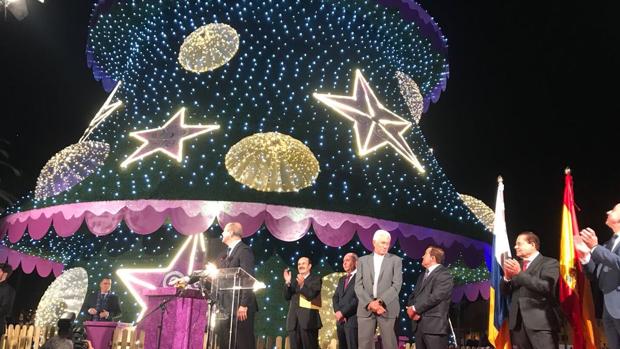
[{"xmin": 183, "ymin": 222, "xmax": 258, "ymax": 349}]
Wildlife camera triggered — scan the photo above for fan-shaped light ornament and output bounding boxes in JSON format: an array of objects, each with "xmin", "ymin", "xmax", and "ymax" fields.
[
  {"xmin": 35, "ymin": 268, "xmax": 88, "ymax": 327},
  {"xmin": 34, "ymin": 141, "xmax": 110, "ymax": 200},
  {"xmin": 396, "ymin": 71, "xmax": 424, "ymax": 124},
  {"xmin": 225, "ymin": 132, "xmax": 320, "ymax": 192},
  {"xmin": 459, "ymin": 194, "xmax": 494, "ymax": 230},
  {"xmin": 318, "ymin": 272, "xmax": 344, "ymax": 348},
  {"xmin": 178, "ymin": 23, "xmax": 240, "ymax": 73}
]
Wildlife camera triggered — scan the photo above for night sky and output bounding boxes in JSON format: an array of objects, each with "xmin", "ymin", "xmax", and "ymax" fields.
[{"xmin": 0, "ymin": 0, "xmax": 618, "ymax": 259}]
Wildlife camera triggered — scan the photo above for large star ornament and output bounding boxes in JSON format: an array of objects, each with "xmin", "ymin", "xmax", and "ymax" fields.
[
  {"xmin": 313, "ymin": 70, "xmax": 425, "ymax": 173},
  {"xmin": 120, "ymin": 107, "xmax": 220, "ymax": 168},
  {"xmin": 116, "ymin": 234, "xmax": 207, "ymax": 321}
]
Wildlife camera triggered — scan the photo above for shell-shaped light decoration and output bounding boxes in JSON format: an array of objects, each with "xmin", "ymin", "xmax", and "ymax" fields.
[
  {"xmin": 459, "ymin": 194, "xmax": 494, "ymax": 230},
  {"xmin": 34, "ymin": 141, "xmax": 110, "ymax": 200},
  {"xmin": 35, "ymin": 268, "xmax": 88, "ymax": 327},
  {"xmin": 396, "ymin": 71, "xmax": 424, "ymax": 124},
  {"xmin": 225, "ymin": 132, "xmax": 320, "ymax": 192},
  {"xmin": 318, "ymin": 272, "xmax": 344, "ymax": 348},
  {"xmin": 178, "ymin": 23, "xmax": 240, "ymax": 73}
]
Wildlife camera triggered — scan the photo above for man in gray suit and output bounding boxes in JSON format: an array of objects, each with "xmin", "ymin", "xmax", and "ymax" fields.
[
  {"xmin": 578, "ymin": 203, "xmax": 620, "ymax": 349},
  {"xmin": 354, "ymin": 229, "xmax": 403, "ymax": 349}
]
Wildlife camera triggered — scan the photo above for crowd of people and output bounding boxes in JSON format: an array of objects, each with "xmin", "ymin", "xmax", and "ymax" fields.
[{"xmin": 2, "ymin": 202, "xmax": 620, "ymax": 349}]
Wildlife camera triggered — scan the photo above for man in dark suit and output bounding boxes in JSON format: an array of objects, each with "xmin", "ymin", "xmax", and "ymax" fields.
[
  {"xmin": 354, "ymin": 229, "xmax": 402, "ymax": 349},
  {"xmin": 215, "ymin": 222, "xmax": 258, "ymax": 349},
  {"xmin": 501, "ymin": 231, "xmax": 560, "ymax": 349},
  {"xmin": 577, "ymin": 203, "xmax": 620, "ymax": 349},
  {"xmin": 284, "ymin": 256, "xmax": 322, "ymax": 349},
  {"xmin": 83, "ymin": 277, "xmax": 122, "ymax": 321},
  {"xmin": 332, "ymin": 252, "xmax": 358, "ymax": 349},
  {"xmin": 0, "ymin": 263, "xmax": 15, "ymax": 338},
  {"xmin": 406, "ymin": 245, "xmax": 454, "ymax": 349}
]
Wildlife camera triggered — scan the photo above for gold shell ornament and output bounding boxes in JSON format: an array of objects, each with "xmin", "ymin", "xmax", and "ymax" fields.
[
  {"xmin": 225, "ymin": 132, "xmax": 320, "ymax": 192},
  {"xmin": 178, "ymin": 23, "xmax": 240, "ymax": 73}
]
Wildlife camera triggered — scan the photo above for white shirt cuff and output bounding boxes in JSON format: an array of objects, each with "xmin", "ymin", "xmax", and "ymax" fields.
[{"xmin": 580, "ymin": 252, "xmax": 591, "ymax": 265}]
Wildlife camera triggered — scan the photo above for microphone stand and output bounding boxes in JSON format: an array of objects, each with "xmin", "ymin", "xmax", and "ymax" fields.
[{"xmin": 134, "ymin": 287, "xmax": 187, "ymax": 349}]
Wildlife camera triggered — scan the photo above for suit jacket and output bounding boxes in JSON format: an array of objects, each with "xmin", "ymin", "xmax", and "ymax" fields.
[
  {"xmin": 332, "ymin": 273, "xmax": 358, "ymax": 328},
  {"xmin": 284, "ymin": 273, "xmax": 323, "ymax": 331},
  {"xmin": 500, "ymin": 254, "xmax": 561, "ymax": 331},
  {"xmin": 82, "ymin": 292, "xmax": 122, "ymax": 321},
  {"xmin": 354, "ymin": 253, "xmax": 403, "ymax": 319},
  {"xmin": 217, "ymin": 241, "xmax": 259, "ymax": 312},
  {"xmin": 407, "ymin": 265, "xmax": 453, "ymax": 335},
  {"xmin": 584, "ymin": 235, "xmax": 620, "ymax": 319}
]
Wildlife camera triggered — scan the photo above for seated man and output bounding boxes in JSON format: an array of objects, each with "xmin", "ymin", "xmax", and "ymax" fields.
[{"xmin": 82, "ymin": 277, "xmax": 122, "ymax": 321}]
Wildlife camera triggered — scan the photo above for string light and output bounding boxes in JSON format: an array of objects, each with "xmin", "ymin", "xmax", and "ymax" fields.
[
  {"xmin": 396, "ymin": 71, "xmax": 424, "ymax": 124},
  {"xmin": 35, "ymin": 267, "xmax": 88, "ymax": 327},
  {"xmin": 178, "ymin": 23, "xmax": 240, "ymax": 73},
  {"xmin": 459, "ymin": 194, "xmax": 494, "ymax": 231},
  {"xmin": 34, "ymin": 141, "xmax": 110, "ymax": 200},
  {"xmin": 318, "ymin": 272, "xmax": 344, "ymax": 347},
  {"xmin": 225, "ymin": 132, "xmax": 320, "ymax": 192}
]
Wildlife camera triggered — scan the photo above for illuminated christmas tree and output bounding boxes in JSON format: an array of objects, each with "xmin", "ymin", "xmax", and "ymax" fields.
[{"xmin": 1, "ymin": 0, "xmax": 492, "ymax": 341}]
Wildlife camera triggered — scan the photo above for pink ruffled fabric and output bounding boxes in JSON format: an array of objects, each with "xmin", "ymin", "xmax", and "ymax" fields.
[{"xmin": 0, "ymin": 200, "xmax": 491, "ymax": 301}]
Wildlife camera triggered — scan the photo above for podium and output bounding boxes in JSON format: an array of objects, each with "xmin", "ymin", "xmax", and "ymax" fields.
[
  {"xmin": 137, "ymin": 287, "xmax": 208, "ymax": 349},
  {"xmin": 84, "ymin": 321, "xmax": 129, "ymax": 349},
  {"xmin": 202, "ymin": 267, "xmax": 258, "ymax": 349}
]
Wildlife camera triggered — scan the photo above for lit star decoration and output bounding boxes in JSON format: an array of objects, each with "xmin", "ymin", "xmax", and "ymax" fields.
[
  {"xmin": 120, "ymin": 107, "xmax": 220, "ymax": 168},
  {"xmin": 313, "ymin": 70, "xmax": 425, "ymax": 174},
  {"xmin": 116, "ymin": 234, "xmax": 207, "ymax": 321},
  {"xmin": 79, "ymin": 81, "xmax": 123, "ymax": 142}
]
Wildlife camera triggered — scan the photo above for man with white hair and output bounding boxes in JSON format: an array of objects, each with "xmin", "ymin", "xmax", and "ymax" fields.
[{"xmin": 354, "ymin": 230, "xmax": 403, "ymax": 349}]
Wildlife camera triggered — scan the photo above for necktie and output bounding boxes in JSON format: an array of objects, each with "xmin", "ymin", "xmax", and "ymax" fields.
[
  {"xmin": 522, "ymin": 260, "xmax": 529, "ymax": 271},
  {"xmin": 226, "ymin": 247, "xmax": 232, "ymax": 256},
  {"xmin": 344, "ymin": 273, "xmax": 351, "ymax": 289},
  {"xmin": 423, "ymin": 270, "xmax": 430, "ymax": 283}
]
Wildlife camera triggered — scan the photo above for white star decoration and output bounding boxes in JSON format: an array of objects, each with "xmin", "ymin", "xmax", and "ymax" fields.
[
  {"xmin": 313, "ymin": 70, "xmax": 425, "ymax": 173},
  {"xmin": 79, "ymin": 81, "xmax": 123, "ymax": 143},
  {"xmin": 116, "ymin": 234, "xmax": 207, "ymax": 321},
  {"xmin": 120, "ymin": 107, "xmax": 220, "ymax": 168}
]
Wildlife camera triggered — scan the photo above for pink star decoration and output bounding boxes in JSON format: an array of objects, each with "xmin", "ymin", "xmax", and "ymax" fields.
[
  {"xmin": 313, "ymin": 69, "xmax": 425, "ymax": 173},
  {"xmin": 120, "ymin": 107, "xmax": 220, "ymax": 168},
  {"xmin": 115, "ymin": 234, "xmax": 207, "ymax": 321}
]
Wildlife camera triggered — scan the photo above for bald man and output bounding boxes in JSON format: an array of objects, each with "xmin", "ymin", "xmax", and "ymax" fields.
[{"xmin": 284, "ymin": 257, "xmax": 323, "ymax": 349}]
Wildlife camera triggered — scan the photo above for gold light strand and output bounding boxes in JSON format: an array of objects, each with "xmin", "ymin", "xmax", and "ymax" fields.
[
  {"xmin": 178, "ymin": 23, "xmax": 240, "ymax": 73},
  {"xmin": 35, "ymin": 268, "xmax": 88, "ymax": 327},
  {"xmin": 225, "ymin": 132, "xmax": 320, "ymax": 192},
  {"xmin": 318, "ymin": 272, "xmax": 344, "ymax": 348},
  {"xmin": 396, "ymin": 71, "xmax": 424, "ymax": 124},
  {"xmin": 459, "ymin": 194, "xmax": 494, "ymax": 230},
  {"xmin": 35, "ymin": 141, "xmax": 110, "ymax": 200}
]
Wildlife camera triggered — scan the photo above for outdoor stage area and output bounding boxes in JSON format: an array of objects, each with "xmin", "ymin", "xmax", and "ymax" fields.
[{"xmin": 0, "ymin": 0, "xmax": 598, "ymax": 348}]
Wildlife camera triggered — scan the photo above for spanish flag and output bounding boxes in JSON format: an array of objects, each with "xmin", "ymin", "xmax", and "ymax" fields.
[
  {"xmin": 559, "ymin": 169, "xmax": 597, "ymax": 349},
  {"xmin": 487, "ymin": 177, "xmax": 511, "ymax": 349}
]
